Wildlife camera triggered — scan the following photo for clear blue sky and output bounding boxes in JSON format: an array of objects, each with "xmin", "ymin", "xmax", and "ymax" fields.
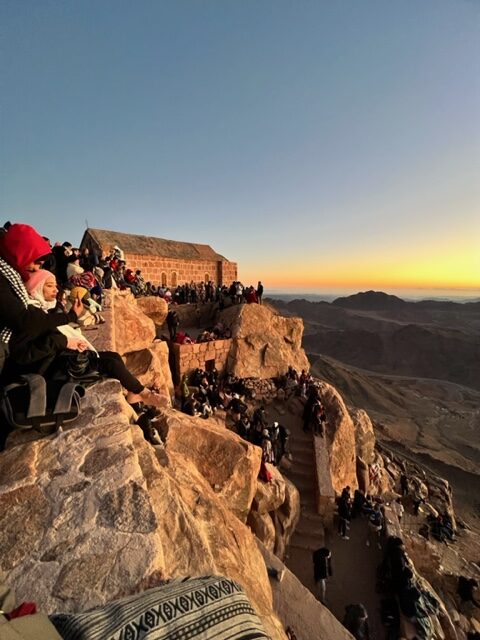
[{"xmin": 1, "ymin": 0, "xmax": 479, "ymax": 290}]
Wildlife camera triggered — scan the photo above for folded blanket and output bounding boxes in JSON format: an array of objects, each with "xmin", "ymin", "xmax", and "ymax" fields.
[{"xmin": 50, "ymin": 575, "xmax": 269, "ymax": 640}]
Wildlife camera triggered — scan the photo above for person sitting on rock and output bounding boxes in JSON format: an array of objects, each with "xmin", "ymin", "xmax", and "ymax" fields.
[
  {"xmin": 66, "ymin": 287, "xmax": 105, "ymax": 326},
  {"xmin": 227, "ymin": 393, "xmax": 247, "ymax": 423},
  {"xmin": 0, "ymin": 223, "xmax": 164, "ymax": 411},
  {"xmin": 196, "ymin": 393, "xmax": 213, "ymax": 419}
]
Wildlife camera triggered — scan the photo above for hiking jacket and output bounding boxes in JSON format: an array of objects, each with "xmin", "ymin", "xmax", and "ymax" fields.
[{"xmin": 312, "ymin": 549, "xmax": 332, "ymax": 580}]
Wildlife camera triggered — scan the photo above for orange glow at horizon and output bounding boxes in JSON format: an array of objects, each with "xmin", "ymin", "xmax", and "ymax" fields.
[{"xmin": 240, "ymin": 243, "xmax": 480, "ymax": 290}]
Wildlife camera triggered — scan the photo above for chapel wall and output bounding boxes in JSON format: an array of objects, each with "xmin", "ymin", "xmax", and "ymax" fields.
[{"xmin": 172, "ymin": 339, "xmax": 232, "ymax": 383}]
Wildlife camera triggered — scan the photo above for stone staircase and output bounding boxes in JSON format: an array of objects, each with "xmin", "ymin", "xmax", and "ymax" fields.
[{"xmin": 282, "ymin": 418, "xmax": 325, "ymax": 593}]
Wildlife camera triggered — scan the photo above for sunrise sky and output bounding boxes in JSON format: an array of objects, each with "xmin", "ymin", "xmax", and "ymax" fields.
[{"xmin": 1, "ymin": 1, "xmax": 479, "ymax": 293}]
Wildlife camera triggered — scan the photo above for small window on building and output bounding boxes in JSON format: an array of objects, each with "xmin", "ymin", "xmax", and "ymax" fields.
[
  {"xmin": 171, "ymin": 272, "xmax": 177, "ymax": 287},
  {"xmin": 204, "ymin": 273, "xmax": 210, "ymax": 283},
  {"xmin": 161, "ymin": 272, "xmax": 167, "ymax": 287}
]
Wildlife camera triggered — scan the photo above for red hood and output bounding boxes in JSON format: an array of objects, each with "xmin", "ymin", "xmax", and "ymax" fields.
[{"xmin": 0, "ymin": 224, "xmax": 51, "ymax": 281}]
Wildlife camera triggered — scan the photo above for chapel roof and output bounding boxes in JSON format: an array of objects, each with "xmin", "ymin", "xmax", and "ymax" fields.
[{"xmin": 82, "ymin": 228, "xmax": 229, "ymax": 262}]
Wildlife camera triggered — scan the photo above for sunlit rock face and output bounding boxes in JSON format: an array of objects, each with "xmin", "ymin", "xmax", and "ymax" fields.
[
  {"xmin": 220, "ymin": 303, "xmax": 310, "ymax": 379},
  {"xmin": 0, "ymin": 381, "xmax": 286, "ymax": 639}
]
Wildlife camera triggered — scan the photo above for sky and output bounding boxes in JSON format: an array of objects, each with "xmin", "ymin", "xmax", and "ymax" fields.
[{"xmin": 1, "ymin": 0, "xmax": 479, "ymax": 293}]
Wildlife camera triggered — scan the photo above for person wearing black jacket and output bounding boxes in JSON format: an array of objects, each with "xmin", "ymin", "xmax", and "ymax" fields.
[{"xmin": 312, "ymin": 547, "xmax": 332, "ymax": 604}]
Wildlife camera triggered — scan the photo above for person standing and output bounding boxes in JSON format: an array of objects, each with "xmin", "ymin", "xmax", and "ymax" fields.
[
  {"xmin": 338, "ymin": 495, "xmax": 351, "ymax": 540},
  {"xmin": 257, "ymin": 281, "xmax": 264, "ymax": 304},
  {"xmin": 312, "ymin": 547, "xmax": 332, "ymax": 604},
  {"xmin": 166, "ymin": 309, "xmax": 179, "ymax": 341}
]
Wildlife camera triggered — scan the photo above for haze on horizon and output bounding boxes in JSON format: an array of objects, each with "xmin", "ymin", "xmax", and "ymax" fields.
[{"xmin": 1, "ymin": 1, "xmax": 479, "ymax": 292}]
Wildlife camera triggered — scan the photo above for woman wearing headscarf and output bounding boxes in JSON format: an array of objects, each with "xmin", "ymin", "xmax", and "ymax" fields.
[{"xmin": 0, "ymin": 223, "xmax": 163, "ymax": 407}]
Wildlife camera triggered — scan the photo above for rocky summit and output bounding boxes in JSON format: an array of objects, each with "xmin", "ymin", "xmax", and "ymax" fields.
[{"xmin": 0, "ymin": 294, "xmax": 479, "ymax": 639}]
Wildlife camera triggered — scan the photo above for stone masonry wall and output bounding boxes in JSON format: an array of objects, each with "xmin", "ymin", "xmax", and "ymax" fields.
[
  {"xmin": 123, "ymin": 253, "xmax": 237, "ymax": 287},
  {"xmin": 173, "ymin": 339, "xmax": 232, "ymax": 382}
]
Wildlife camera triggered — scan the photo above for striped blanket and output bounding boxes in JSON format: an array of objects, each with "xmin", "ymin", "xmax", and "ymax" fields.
[{"xmin": 50, "ymin": 575, "xmax": 270, "ymax": 640}]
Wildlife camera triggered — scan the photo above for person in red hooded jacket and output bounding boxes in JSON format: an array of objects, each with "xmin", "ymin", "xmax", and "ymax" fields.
[
  {"xmin": 0, "ymin": 222, "xmax": 164, "ymax": 409},
  {"xmin": 0, "ymin": 222, "xmax": 85, "ymax": 374}
]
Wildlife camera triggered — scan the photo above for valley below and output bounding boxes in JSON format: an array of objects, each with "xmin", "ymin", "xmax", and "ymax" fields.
[{"xmin": 270, "ymin": 291, "xmax": 480, "ymax": 528}]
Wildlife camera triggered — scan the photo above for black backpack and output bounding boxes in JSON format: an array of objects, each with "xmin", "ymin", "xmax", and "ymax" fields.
[{"xmin": 1, "ymin": 373, "xmax": 85, "ymax": 447}]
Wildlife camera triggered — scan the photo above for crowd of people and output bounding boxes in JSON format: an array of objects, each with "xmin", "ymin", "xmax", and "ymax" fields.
[
  {"xmin": 150, "ymin": 280, "xmax": 264, "ymax": 307},
  {"xmin": 0, "ymin": 223, "xmax": 167, "ymax": 448},
  {"xmin": 336, "ymin": 486, "xmax": 385, "ymax": 546},
  {"xmin": 34, "ymin": 237, "xmax": 266, "ymax": 311}
]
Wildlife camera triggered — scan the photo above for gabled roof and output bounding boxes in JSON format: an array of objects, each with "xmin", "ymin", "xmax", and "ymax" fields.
[{"xmin": 82, "ymin": 228, "xmax": 230, "ymax": 262}]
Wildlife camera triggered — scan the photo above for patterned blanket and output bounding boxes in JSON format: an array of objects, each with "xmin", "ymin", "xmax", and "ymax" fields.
[{"xmin": 50, "ymin": 575, "xmax": 270, "ymax": 640}]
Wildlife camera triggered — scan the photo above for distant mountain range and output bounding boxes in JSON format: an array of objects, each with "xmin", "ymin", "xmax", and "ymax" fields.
[{"xmin": 268, "ymin": 290, "xmax": 480, "ymax": 391}]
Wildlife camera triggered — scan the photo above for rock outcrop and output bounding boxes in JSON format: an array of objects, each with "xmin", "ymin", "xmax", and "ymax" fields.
[
  {"xmin": 136, "ymin": 296, "xmax": 168, "ymax": 326},
  {"xmin": 350, "ymin": 408, "xmax": 376, "ymax": 465},
  {"xmin": 316, "ymin": 382, "xmax": 358, "ymax": 495},
  {"xmin": 221, "ymin": 303, "xmax": 309, "ymax": 379},
  {"xmin": 157, "ymin": 410, "xmax": 261, "ymax": 522},
  {"xmin": 124, "ymin": 342, "xmax": 173, "ymax": 406},
  {"xmin": 248, "ymin": 466, "xmax": 301, "ymax": 558},
  {"xmin": 0, "ymin": 381, "xmax": 285, "ymax": 639},
  {"xmin": 111, "ymin": 292, "xmax": 156, "ymax": 356},
  {"xmin": 90, "ymin": 291, "xmax": 174, "ymax": 407}
]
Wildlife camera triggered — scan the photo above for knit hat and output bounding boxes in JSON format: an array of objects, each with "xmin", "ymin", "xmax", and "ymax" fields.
[{"xmin": 0, "ymin": 224, "xmax": 51, "ymax": 281}]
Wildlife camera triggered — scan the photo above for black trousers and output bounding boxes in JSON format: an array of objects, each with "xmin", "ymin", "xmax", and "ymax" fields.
[{"xmin": 97, "ymin": 351, "xmax": 143, "ymax": 394}]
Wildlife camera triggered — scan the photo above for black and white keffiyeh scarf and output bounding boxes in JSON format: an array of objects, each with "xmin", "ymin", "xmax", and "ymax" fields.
[{"xmin": 0, "ymin": 256, "xmax": 29, "ymax": 344}]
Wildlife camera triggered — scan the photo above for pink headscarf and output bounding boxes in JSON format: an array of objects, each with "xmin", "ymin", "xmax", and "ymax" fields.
[{"xmin": 26, "ymin": 270, "xmax": 57, "ymax": 310}]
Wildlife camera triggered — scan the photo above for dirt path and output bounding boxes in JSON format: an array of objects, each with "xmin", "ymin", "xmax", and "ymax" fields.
[{"xmin": 326, "ymin": 517, "xmax": 385, "ymax": 639}]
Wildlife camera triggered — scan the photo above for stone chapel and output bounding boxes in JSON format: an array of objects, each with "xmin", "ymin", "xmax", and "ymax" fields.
[{"xmin": 80, "ymin": 228, "xmax": 237, "ymax": 287}]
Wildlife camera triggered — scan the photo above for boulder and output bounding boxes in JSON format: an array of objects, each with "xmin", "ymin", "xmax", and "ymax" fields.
[
  {"xmin": 157, "ymin": 410, "xmax": 262, "ymax": 522},
  {"xmin": 350, "ymin": 408, "xmax": 376, "ymax": 464},
  {"xmin": 124, "ymin": 341, "xmax": 174, "ymax": 407},
  {"xmin": 253, "ymin": 465, "xmax": 287, "ymax": 514},
  {"xmin": 247, "ymin": 510, "xmax": 276, "ymax": 551},
  {"xmin": 112, "ymin": 292, "xmax": 156, "ymax": 355},
  {"xmin": 136, "ymin": 296, "xmax": 169, "ymax": 326},
  {"xmin": 316, "ymin": 382, "xmax": 358, "ymax": 495},
  {"xmin": 0, "ymin": 381, "xmax": 286, "ymax": 640},
  {"xmin": 249, "ymin": 469, "xmax": 300, "ymax": 560},
  {"xmin": 274, "ymin": 477, "xmax": 301, "ymax": 555},
  {"xmin": 220, "ymin": 304, "xmax": 309, "ymax": 379}
]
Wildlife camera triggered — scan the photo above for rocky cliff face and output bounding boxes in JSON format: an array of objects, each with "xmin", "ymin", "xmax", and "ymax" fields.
[
  {"xmin": 0, "ymin": 295, "xmax": 380, "ymax": 640},
  {"xmin": 221, "ymin": 303, "xmax": 310, "ymax": 379},
  {"xmin": 0, "ymin": 381, "xmax": 285, "ymax": 639}
]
